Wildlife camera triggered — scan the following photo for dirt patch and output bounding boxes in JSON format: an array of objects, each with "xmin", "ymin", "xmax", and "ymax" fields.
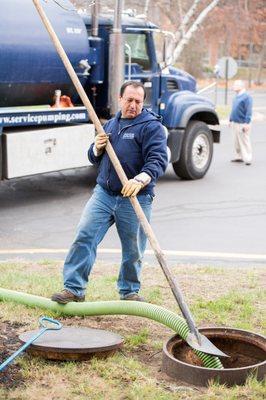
[
  {"xmin": 60, "ymin": 314, "xmax": 172, "ymax": 343},
  {"xmin": 212, "ymin": 337, "xmax": 266, "ymax": 368},
  {"xmin": 172, "ymin": 336, "xmax": 266, "ymax": 368},
  {"xmin": 173, "ymin": 344, "xmax": 204, "ymax": 367},
  {"xmin": 0, "ymin": 318, "xmax": 27, "ymax": 389}
]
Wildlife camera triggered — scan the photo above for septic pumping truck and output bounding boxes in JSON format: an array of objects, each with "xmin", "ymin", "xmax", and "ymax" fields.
[{"xmin": 0, "ymin": 0, "xmax": 220, "ymax": 181}]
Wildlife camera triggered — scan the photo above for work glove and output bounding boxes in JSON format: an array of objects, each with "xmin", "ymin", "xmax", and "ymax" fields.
[
  {"xmin": 95, "ymin": 132, "xmax": 109, "ymax": 152},
  {"xmin": 121, "ymin": 179, "xmax": 144, "ymax": 197}
]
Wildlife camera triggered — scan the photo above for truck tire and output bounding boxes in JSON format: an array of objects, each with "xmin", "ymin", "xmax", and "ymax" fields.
[{"xmin": 172, "ymin": 121, "xmax": 213, "ymax": 180}]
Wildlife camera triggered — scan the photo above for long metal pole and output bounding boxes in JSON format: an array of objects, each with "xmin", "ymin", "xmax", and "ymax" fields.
[
  {"xmin": 108, "ymin": 0, "xmax": 124, "ymax": 115},
  {"xmin": 225, "ymin": 58, "xmax": 229, "ymax": 105},
  {"xmin": 91, "ymin": 0, "xmax": 99, "ymax": 37},
  {"xmin": 32, "ymin": 1, "xmax": 228, "ymax": 357}
]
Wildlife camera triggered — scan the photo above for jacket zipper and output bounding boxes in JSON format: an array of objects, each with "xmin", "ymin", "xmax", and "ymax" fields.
[{"xmin": 105, "ymin": 117, "xmax": 156, "ymax": 190}]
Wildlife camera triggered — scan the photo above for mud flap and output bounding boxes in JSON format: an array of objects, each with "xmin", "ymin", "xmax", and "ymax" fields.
[{"xmin": 167, "ymin": 128, "xmax": 184, "ymax": 163}]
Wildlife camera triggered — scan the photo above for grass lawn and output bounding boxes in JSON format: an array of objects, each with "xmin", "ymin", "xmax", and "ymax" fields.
[{"xmin": 0, "ymin": 261, "xmax": 265, "ymax": 400}]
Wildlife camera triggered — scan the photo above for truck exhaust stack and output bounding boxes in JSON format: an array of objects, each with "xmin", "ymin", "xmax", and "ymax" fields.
[{"xmin": 108, "ymin": 0, "xmax": 125, "ymax": 115}]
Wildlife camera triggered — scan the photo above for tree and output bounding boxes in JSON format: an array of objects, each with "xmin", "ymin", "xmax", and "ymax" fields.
[
  {"xmin": 69, "ymin": 0, "xmax": 265, "ymax": 79},
  {"xmin": 172, "ymin": 0, "xmax": 221, "ymax": 62},
  {"xmin": 176, "ymin": 0, "xmax": 201, "ymax": 40},
  {"xmin": 204, "ymin": 0, "xmax": 266, "ymax": 76},
  {"xmin": 142, "ymin": 0, "xmax": 221, "ymax": 64}
]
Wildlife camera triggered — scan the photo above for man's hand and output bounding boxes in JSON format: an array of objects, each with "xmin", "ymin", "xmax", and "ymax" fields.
[
  {"xmin": 95, "ymin": 132, "xmax": 109, "ymax": 151},
  {"xmin": 121, "ymin": 179, "xmax": 143, "ymax": 197},
  {"xmin": 242, "ymin": 124, "xmax": 250, "ymax": 133}
]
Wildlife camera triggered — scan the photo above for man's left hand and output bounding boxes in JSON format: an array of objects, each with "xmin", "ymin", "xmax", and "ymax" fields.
[
  {"xmin": 121, "ymin": 179, "xmax": 143, "ymax": 197},
  {"xmin": 242, "ymin": 124, "xmax": 250, "ymax": 133}
]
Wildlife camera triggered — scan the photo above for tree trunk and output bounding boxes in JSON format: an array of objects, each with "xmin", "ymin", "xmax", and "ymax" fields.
[{"xmin": 255, "ymin": 38, "xmax": 266, "ymax": 85}]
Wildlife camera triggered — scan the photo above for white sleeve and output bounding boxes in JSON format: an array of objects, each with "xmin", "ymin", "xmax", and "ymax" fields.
[
  {"xmin": 134, "ymin": 172, "xmax": 151, "ymax": 186},
  {"xmin": 93, "ymin": 144, "xmax": 103, "ymax": 157}
]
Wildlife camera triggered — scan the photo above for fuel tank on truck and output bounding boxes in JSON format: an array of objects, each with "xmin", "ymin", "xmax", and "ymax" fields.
[{"xmin": 0, "ymin": 0, "xmax": 90, "ymax": 107}]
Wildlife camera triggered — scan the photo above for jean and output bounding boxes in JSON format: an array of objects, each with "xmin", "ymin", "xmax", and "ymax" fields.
[{"xmin": 63, "ymin": 184, "xmax": 152, "ymax": 298}]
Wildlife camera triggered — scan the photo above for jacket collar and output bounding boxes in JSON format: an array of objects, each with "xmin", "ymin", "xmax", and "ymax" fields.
[
  {"xmin": 237, "ymin": 88, "xmax": 246, "ymax": 96},
  {"xmin": 114, "ymin": 108, "xmax": 161, "ymax": 124}
]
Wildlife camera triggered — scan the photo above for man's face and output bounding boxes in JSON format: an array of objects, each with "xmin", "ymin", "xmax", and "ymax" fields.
[
  {"xmin": 233, "ymin": 80, "xmax": 243, "ymax": 93},
  {"xmin": 119, "ymin": 85, "xmax": 145, "ymax": 118},
  {"xmin": 233, "ymin": 86, "xmax": 241, "ymax": 94}
]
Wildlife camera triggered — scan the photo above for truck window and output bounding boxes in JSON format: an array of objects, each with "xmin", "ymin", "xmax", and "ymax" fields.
[{"xmin": 125, "ymin": 33, "xmax": 151, "ymax": 71}]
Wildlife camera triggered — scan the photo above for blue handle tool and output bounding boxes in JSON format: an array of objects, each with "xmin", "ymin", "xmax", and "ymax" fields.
[{"xmin": 0, "ymin": 316, "xmax": 62, "ymax": 372}]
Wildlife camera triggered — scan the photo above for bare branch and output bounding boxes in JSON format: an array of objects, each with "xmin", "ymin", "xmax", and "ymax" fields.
[
  {"xmin": 177, "ymin": 0, "xmax": 184, "ymax": 37},
  {"xmin": 173, "ymin": 0, "xmax": 221, "ymax": 62},
  {"xmin": 144, "ymin": 0, "xmax": 150, "ymax": 15},
  {"xmin": 178, "ymin": 0, "xmax": 201, "ymax": 39}
]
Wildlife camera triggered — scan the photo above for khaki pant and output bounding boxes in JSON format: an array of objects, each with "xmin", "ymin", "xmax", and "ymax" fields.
[{"xmin": 232, "ymin": 122, "xmax": 252, "ymax": 163}]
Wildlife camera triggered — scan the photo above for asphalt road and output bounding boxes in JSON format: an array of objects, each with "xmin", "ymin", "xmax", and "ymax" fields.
[{"xmin": 0, "ymin": 119, "xmax": 265, "ymax": 267}]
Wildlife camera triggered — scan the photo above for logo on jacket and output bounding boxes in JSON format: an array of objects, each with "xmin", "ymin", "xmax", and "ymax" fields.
[{"xmin": 122, "ymin": 132, "xmax": 135, "ymax": 139}]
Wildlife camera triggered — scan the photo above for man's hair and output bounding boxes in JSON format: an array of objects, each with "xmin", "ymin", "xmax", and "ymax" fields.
[
  {"xmin": 233, "ymin": 80, "xmax": 245, "ymax": 91},
  {"xmin": 120, "ymin": 80, "xmax": 146, "ymax": 100}
]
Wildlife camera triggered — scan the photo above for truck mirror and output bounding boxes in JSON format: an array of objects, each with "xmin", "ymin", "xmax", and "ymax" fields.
[{"xmin": 154, "ymin": 30, "xmax": 174, "ymax": 68}]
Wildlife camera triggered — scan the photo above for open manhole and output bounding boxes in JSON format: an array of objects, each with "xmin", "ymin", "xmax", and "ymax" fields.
[
  {"xmin": 19, "ymin": 327, "xmax": 123, "ymax": 361},
  {"xmin": 162, "ymin": 327, "xmax": 266, "ymax": 387}
]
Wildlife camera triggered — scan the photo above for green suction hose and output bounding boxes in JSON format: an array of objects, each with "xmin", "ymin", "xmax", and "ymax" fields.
[{"xmin": 0, "ymin": 288, "xmax": 223, "ymax": 369}]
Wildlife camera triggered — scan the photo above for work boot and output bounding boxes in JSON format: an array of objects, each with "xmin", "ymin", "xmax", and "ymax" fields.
[
  {"xmin": 51, "ymin": 289, "xmax": 85, "ymax": 304},
  {"xmin": 231, "ymin": 158, "xmax": 243, "ymax": 162},
  {"xmin": 121, "ymin": 293, "xmax": 146, "ymax": 302}
]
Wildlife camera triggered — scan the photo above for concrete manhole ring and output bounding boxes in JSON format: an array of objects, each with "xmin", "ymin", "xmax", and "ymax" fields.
[{"xmin": 162, "ymin": 327, "xmax": 266, "ymax": 387}]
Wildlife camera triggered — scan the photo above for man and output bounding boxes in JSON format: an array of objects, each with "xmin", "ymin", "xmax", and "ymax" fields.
[
  {"xmin": 229, "ymin": 80, "xmax": 253, "ymax": 165},
  {"xmin": 51, "ymin": 81, "xmax": 168, "ymax": 304}
]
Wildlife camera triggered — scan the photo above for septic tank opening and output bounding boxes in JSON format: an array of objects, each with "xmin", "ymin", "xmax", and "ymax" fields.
[
  {"xmin": 162, "ymin": 327, "xmax": 266, "ymax": 387},
  {"xmin": 173, "ymin": 336, "xmax": 265, "ymax": 368}
]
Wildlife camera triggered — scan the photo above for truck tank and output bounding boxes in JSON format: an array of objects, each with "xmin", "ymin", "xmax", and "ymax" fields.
[{"xmin": 0, "ymin": 0, "xmax": 90, "ymax": 107}]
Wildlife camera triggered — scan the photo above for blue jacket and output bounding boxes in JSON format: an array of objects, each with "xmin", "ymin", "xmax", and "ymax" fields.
[
  {"xmin": 88, "ymin": 109, "xmax": 168, "ymax": 196},
  {"xmin": 230, "ymin": 92, "xmax": 252, "ymax": 124}
]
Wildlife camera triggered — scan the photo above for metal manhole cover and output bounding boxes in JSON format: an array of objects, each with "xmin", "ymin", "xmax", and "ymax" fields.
[{"xmin": 19, "ymin": 327, "xmax": 123, "ymax": 361}]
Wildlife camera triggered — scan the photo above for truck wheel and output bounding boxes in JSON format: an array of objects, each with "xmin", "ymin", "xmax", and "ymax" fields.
[{"xmin": 172, "ymin": 121, "xmax": 213, "ymax": 180}]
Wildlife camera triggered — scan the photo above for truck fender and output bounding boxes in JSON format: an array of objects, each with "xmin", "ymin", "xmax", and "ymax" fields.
[
  {"xmin": 164, "ymin": 103, "xmax": 220, "ymax": 163},
  {"xmin": 179, "ymin": 103, "xmax": 219, "ymax": 127},
  {"xmin": 164, "ymin": 101, "xmax": 220, "ymax": 144}
]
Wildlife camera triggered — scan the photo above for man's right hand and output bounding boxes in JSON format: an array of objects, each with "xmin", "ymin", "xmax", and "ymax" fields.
[{"xmin": 95, "ymin": 132, "xmax": 109, "ymax": 151}]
